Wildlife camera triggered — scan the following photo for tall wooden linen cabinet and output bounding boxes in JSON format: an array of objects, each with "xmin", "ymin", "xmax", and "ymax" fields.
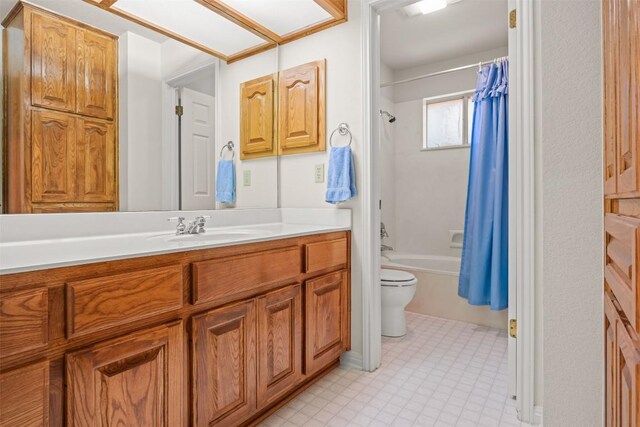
[
  {"xmin": 602, "ymin": 0, "xmax": 640, "ymax": 425},
  {"xmin": 2, "ymin": 3, "xmax": 118, "ymax": 213}
]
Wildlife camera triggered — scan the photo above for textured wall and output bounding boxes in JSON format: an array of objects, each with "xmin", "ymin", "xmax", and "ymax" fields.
[{"xmin": 536, "ymin": 0, "xmax": 603, "ymax": 423}]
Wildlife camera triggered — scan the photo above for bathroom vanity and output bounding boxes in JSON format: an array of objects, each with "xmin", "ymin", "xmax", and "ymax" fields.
[{"xmin": 0, "ymin": 216, "xmax": 351, "ymax": 426}]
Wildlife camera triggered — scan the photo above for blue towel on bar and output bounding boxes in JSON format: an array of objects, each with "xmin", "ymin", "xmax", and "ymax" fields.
[
  {"xmin": 325, "ymin": 146, "xmax": 356, "ymax": 204},
  {"xmin": 216, "ymin": 160, "xmax": 235, "ymax": 204}
]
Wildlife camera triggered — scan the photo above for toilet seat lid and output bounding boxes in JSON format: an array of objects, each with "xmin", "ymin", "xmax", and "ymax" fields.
[{"xmin": 381, "ymin": 269, "xmax": 416, "ymax": 283}]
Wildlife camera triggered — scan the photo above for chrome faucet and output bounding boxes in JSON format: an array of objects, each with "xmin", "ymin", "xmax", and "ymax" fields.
[
  {"xmin": 168, "ymin": 215, "xmax": 210, "ymax": 235},
  {"xmin": 380, "ymin": 222, "xmax": 393, "ymax": 252}
]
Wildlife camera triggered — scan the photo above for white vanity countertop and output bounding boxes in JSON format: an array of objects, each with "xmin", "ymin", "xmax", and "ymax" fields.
[{"xmin": 0, "ymin": 209, "xmax": 351, "ymax": 275}]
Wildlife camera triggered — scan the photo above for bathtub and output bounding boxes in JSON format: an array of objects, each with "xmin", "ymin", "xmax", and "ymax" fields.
[{"xmin": 381, "ymin": 252, "xmax": 508, "ymax": 330}]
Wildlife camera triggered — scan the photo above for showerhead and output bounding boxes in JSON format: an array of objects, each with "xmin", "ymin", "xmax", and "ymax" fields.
[{"xmin": 380, "ymin": 110, "xmax": 396, "ymax": 123}]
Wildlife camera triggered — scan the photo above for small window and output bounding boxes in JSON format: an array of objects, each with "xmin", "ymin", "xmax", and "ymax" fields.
[{"xmin": 423, "ymin": 91, "xmax": 475, "ymax": 150}]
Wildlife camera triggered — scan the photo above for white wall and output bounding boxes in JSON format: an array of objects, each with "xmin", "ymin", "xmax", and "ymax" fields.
[
  {"xmin": 276, "ymin": 0, "xmax": 364, "ymax": 361},
  {"xmin": 218, "ymin": 50, "xmax": 279, "ymax": 209},
  {"xmin": 380, "ymin": 62, "xmax": 396, "ymax": 248},
  {"xmin": 119, "ymin": 31, "xmax": 163, "ymax": 211},
  {"xmin": 535, "ymin": 0, "xmax": 603, "ymax": 422}
]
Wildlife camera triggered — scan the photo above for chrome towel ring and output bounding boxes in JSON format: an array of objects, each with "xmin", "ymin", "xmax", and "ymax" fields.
[
  {"xmin": 329, "ymin": 123, "xmax": 352, "ymax": 147},
  {"xmin": 220, "ymin": 141, "xmax": 235, "ymax": 160}
]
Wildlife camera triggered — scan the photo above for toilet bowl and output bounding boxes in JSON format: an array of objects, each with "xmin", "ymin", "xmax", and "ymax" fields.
[{"xmin": 381, "ymin": 269, "xmax": 417, "ymax": 337}]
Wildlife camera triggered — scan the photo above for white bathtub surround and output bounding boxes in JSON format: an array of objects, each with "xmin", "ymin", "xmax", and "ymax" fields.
[
  {"xmin": 382, "ymin": 252, "xmax": 508, "ymax": 330},
  {"xmin": 260, "ymin": 312, "xmax": 526, "ymax": 427},
  {"xmin": 0, "ymin": 208, "xmax": 351, "ymax": 274}
]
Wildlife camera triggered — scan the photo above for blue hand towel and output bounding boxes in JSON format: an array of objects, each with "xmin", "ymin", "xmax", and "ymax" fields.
[
  {"xmin": 325, "ymin": 146, "xmax": 356, "ymax": 204},
  {"xmin": 216, "ymin": 160, "xmax": 235, "ymax": 204}
]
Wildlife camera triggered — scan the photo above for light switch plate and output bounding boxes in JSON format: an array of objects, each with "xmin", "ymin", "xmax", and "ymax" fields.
[
  {"xmin": 243, "ymin": 170, "xmax": 251, "ymax": 187},
  {"xmin": 314, "ymin": 164, "xmax": 325, "ymax": 183}
]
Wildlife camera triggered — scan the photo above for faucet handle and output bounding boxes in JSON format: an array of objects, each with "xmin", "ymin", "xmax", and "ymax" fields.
[
  {"xmin": 168, "ymin": 217, "xmax": 186, "ymax": 235},
  {"xmin": 194, "ymin": 215, "xmax": 210, "ymax": 233},
  {"xmin": 167, "ymin": 216, "xmax": 186, "ymax": 223}
]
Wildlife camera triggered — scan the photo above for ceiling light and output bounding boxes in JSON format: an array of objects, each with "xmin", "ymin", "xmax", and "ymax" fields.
[
  {"xmin": 417, "ymin": 0, "xmax": 447, "ymax": 14},
  {"xmin": 399, "ymin": 0, "xmax": 462, "ymax": 18}
]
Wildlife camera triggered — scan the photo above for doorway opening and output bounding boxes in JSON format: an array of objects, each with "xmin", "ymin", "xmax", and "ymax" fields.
[{"xmin": 362, "ymin": 0, "xmax": 537, "ymax": 424}]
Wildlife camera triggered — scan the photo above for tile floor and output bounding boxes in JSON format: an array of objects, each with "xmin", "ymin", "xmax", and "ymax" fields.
[{"xmin": 261, "ymin": 312, "xmax": 531, "ymax": 427}]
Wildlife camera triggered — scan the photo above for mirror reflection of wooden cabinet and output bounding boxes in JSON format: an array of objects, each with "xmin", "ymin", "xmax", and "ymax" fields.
[
  {"xmin": 278, "ymin": 59, "xmax": 326, "ymax": 156},
  {"xmin": 239, "ymin": 60, "xmax": 326, "ymax": 160},
  {"xmin": 240, "ymin": 74, "xmax": 276, "ymax": 160},
  {"xmin": 3, "ymin": 3, "xmax": 118, "ymax": 213}
]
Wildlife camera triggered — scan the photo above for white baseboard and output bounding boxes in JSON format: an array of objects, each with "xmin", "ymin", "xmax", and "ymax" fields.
[
  {"xmin": 340, "ymin": 351, "xmax": 363, "ymax": 370},
  {"xmin": 534, "ymin": 406, "xmax": 543, "ymax": 425}
]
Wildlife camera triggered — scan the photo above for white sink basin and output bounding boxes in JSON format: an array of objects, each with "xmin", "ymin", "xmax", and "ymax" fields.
[{"xmin": 149, "ymin": 229, "xmax": 273, "ymax": 243}]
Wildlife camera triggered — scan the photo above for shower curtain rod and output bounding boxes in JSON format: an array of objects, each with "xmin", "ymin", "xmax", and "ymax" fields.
[{"xmin": 380, "ymin": 58, "xmax": 506, "ymax": 88}]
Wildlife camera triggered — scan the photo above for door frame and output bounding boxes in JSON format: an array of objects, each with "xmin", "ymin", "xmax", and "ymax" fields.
[{"xmin": 360, "ymin": 0, "xmax": 537, "ymax": 423}]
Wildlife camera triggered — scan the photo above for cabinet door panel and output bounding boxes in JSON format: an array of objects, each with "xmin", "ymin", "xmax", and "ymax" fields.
[
  {"xmin": 278, "ymin": 60, "xmax": 325, "ymax": 155},
  {"xmin": 31, "ymin": 11, "xmax": 76, "ymax": 112},
  {"xmin": 603, "ymin": 0, "xmax": 618, "ymax": 195},
  {"xmin": 605, "ymin": 291, "xmax": 620, "ymax": 427},
  {"xmin": 0, "ymin": 361, "xmax": 49, "ymax": 427},
  {"xmin": 66, "ymin": 322, "xmax": 183, "ymax": 427},
  {"xmin": 192, "ymin": 300, "xmax": 256, "ymax": 426},
  {"xmin": 305, "ymin": 270, "xmax": 348, "ymax": 375},
  {"xmin": 32, "ymin": 110, "xmax": 77, "ymax": 202},
  {"xmin": 617, "ymin": 321, "xmax": 640, "ymax": 427},
  {"xmin": 257, "ymin": 284, "xmax": 302, "ymax": 408},
  {"xmin": 240, "ymin": 75, "xmax": 275, "ymax": 160},
  {"xmin": 76, "ymin": 30, "xmax": 116, "ymax": 119},
  {"xmin": 76, "ymin": 118, "xmax": 116, "ymax": 202}
]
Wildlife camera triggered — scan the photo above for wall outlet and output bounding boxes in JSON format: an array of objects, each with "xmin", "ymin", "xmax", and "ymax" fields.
[
  {"xmin": 243, "ymin": 170, "xmax": 251, "ymax": 187},
  {"xmin": 314, "ymin": 164, "xmax": 325, "ymax": 183}
]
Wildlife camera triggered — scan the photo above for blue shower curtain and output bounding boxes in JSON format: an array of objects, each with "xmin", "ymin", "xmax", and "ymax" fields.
[{"xmin": 458, "ymin": 59, "xmax": 509, "ymax": 311}]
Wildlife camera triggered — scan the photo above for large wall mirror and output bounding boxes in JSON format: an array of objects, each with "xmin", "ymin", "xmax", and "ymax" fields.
[{"xmin": 0, "ymin": 0, "xmax": 283, "ymax": 213}]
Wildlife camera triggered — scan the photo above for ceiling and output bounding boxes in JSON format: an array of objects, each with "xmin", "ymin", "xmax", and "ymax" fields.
[
  {"xmin": 380, "ymin": 0, "xmax": 508, "ymax": 70},
  {"xmin": 0, "ymin": 0, "xmax": 168, "ymax": 42}
]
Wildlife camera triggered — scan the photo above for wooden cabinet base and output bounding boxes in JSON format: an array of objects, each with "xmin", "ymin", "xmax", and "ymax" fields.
[{"xmin": 0, "ymin": 231, "xmax": 350, "ymax": 427}]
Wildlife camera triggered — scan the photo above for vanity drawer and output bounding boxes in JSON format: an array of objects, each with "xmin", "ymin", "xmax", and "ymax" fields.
[
  {"xmin": 0, "ymin": 287, "xmax": 48, "ymax": 357},
  {"xmin": 605, "ymin": 214, "xmax": 640, "ymax": 331},
  {"xmin": 305, "ymin": 238, "xmax": 348, "ymax": 274},
  {"xmin": 192, "ymin": 246, "xmax": 301, "ymax": 305},
  {"xmin": 66, "ymin": 265, "xmax": 183, "ymax": 338}
]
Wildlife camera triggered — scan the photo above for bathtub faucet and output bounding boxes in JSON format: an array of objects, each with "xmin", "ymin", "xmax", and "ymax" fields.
[
  {"xmin": 381, "ymin": 244, "xmax": 394, "ymax": 252},
  {"xmin": 381, "ymin": 222, "xmax": 389, "ymax": 239}
]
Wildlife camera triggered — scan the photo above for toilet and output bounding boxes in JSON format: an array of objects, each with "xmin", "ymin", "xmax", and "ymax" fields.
[{"xmin": 381, "ymin": 269, "xmax": 417, "ymax": 337}]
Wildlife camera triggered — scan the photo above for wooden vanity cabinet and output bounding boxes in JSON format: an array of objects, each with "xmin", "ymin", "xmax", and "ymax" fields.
[
  {"xmin": 3, "ymin": 3, "xmax": 118, "ymax": 213},
  {"xmin": 0, "ymin": 231, "xmax": 350, "ymax": 427}
]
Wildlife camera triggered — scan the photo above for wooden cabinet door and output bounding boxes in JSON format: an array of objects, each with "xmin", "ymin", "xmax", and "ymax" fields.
[
  {"xmin": 31, "ymin": 110, "xmax": 77, "ymax": 202},
  {"xmin": 617, "ymin": 321, "xmax": 640, "ymax": 427},
  {"xmin": 278, "ymin": 60, "xmax": 326, "ymax": 155},
  {"xmin": 191, "ymin": 300, "xmax": 257, "ymax": 427},
  {"xmin": 76, "ymin": 30, "xmax": 116, "ymax": 120},
  {"xmin": 603, "ymin": 0, "xmax": 618, "ymax": 195},
  {"xmin": 240, "ymin": 74, "xmax": 275, "ymax": 160},
  {"xmin": 76, "ymin": 118, "xmax": 116, "ymax": 203},
  {"xmin": 606, "ymin": 291, "xmax": 620, "ymax": 427},
  {"xmin": 31, "ymin": 11, "xmax": 76, "ymax": 112},
  {"xmin": 257, "ymin": 284, "xmax": 302, "ymax": 408},
  {"xmin": 0, "ymin": 361, "xmax": 49, "ymax": 427},
  {"xmin": 615, "ymin": 0, "xmax": 640, "ymax": 194},
  {"xmin": 66, "ymin": 321, "xmax": 184, "ymax": 427},
  {"xmin": 304, "ymin": 270, "xmax": 349, "ymax": 375}
]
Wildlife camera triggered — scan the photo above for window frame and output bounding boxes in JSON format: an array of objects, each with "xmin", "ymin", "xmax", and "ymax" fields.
[{"xmin": 422, "ymin": 89, "xmax": 476, "ymax": 151}]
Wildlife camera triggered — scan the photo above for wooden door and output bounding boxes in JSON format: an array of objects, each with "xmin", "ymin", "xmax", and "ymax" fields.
[
  {"xmin": 31, "ymin": 110, "xmax": 77, "ymax": 202},
  {"xmin": 0, "ymin": 361, "xmax": 49, "ymax": 427},
  {"xmin": 31, "ymin": 11, "xmax": 76, "ymax": 112},
  {"xmin": 278, "ymin": 60, "xmax": 326, "ymax": 155},
  {"xmin": 76, "ymin": 30, "xmax": 116, "ymax": 120},
  {"xmin": 180, "ymin": 87, "xmax": 215, "ymax": 210},
  {"xmin": 66, "ymin": 321, "xmax": 184, "ymax": 427},
  {"xmin": 76, "ymin": 118, "xmax": 116, "ymax": 203},
  {"xmin": 240, "ymin": 74, "xmax": 275, "ymax": 160},
  {"xmin": 191, "ymin": 300, "xmax": 257, "ymax": 427},
  {"xmin": 304, "ymin": 270, "xmax": 348, "ymax": 375},
  {"xmin": 616, "ymin": 321, "xmax": 640, "ymax": 426},
  {"xmin": 257, "ymin": 284, "xmax": 302, "ymax": 408}
]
